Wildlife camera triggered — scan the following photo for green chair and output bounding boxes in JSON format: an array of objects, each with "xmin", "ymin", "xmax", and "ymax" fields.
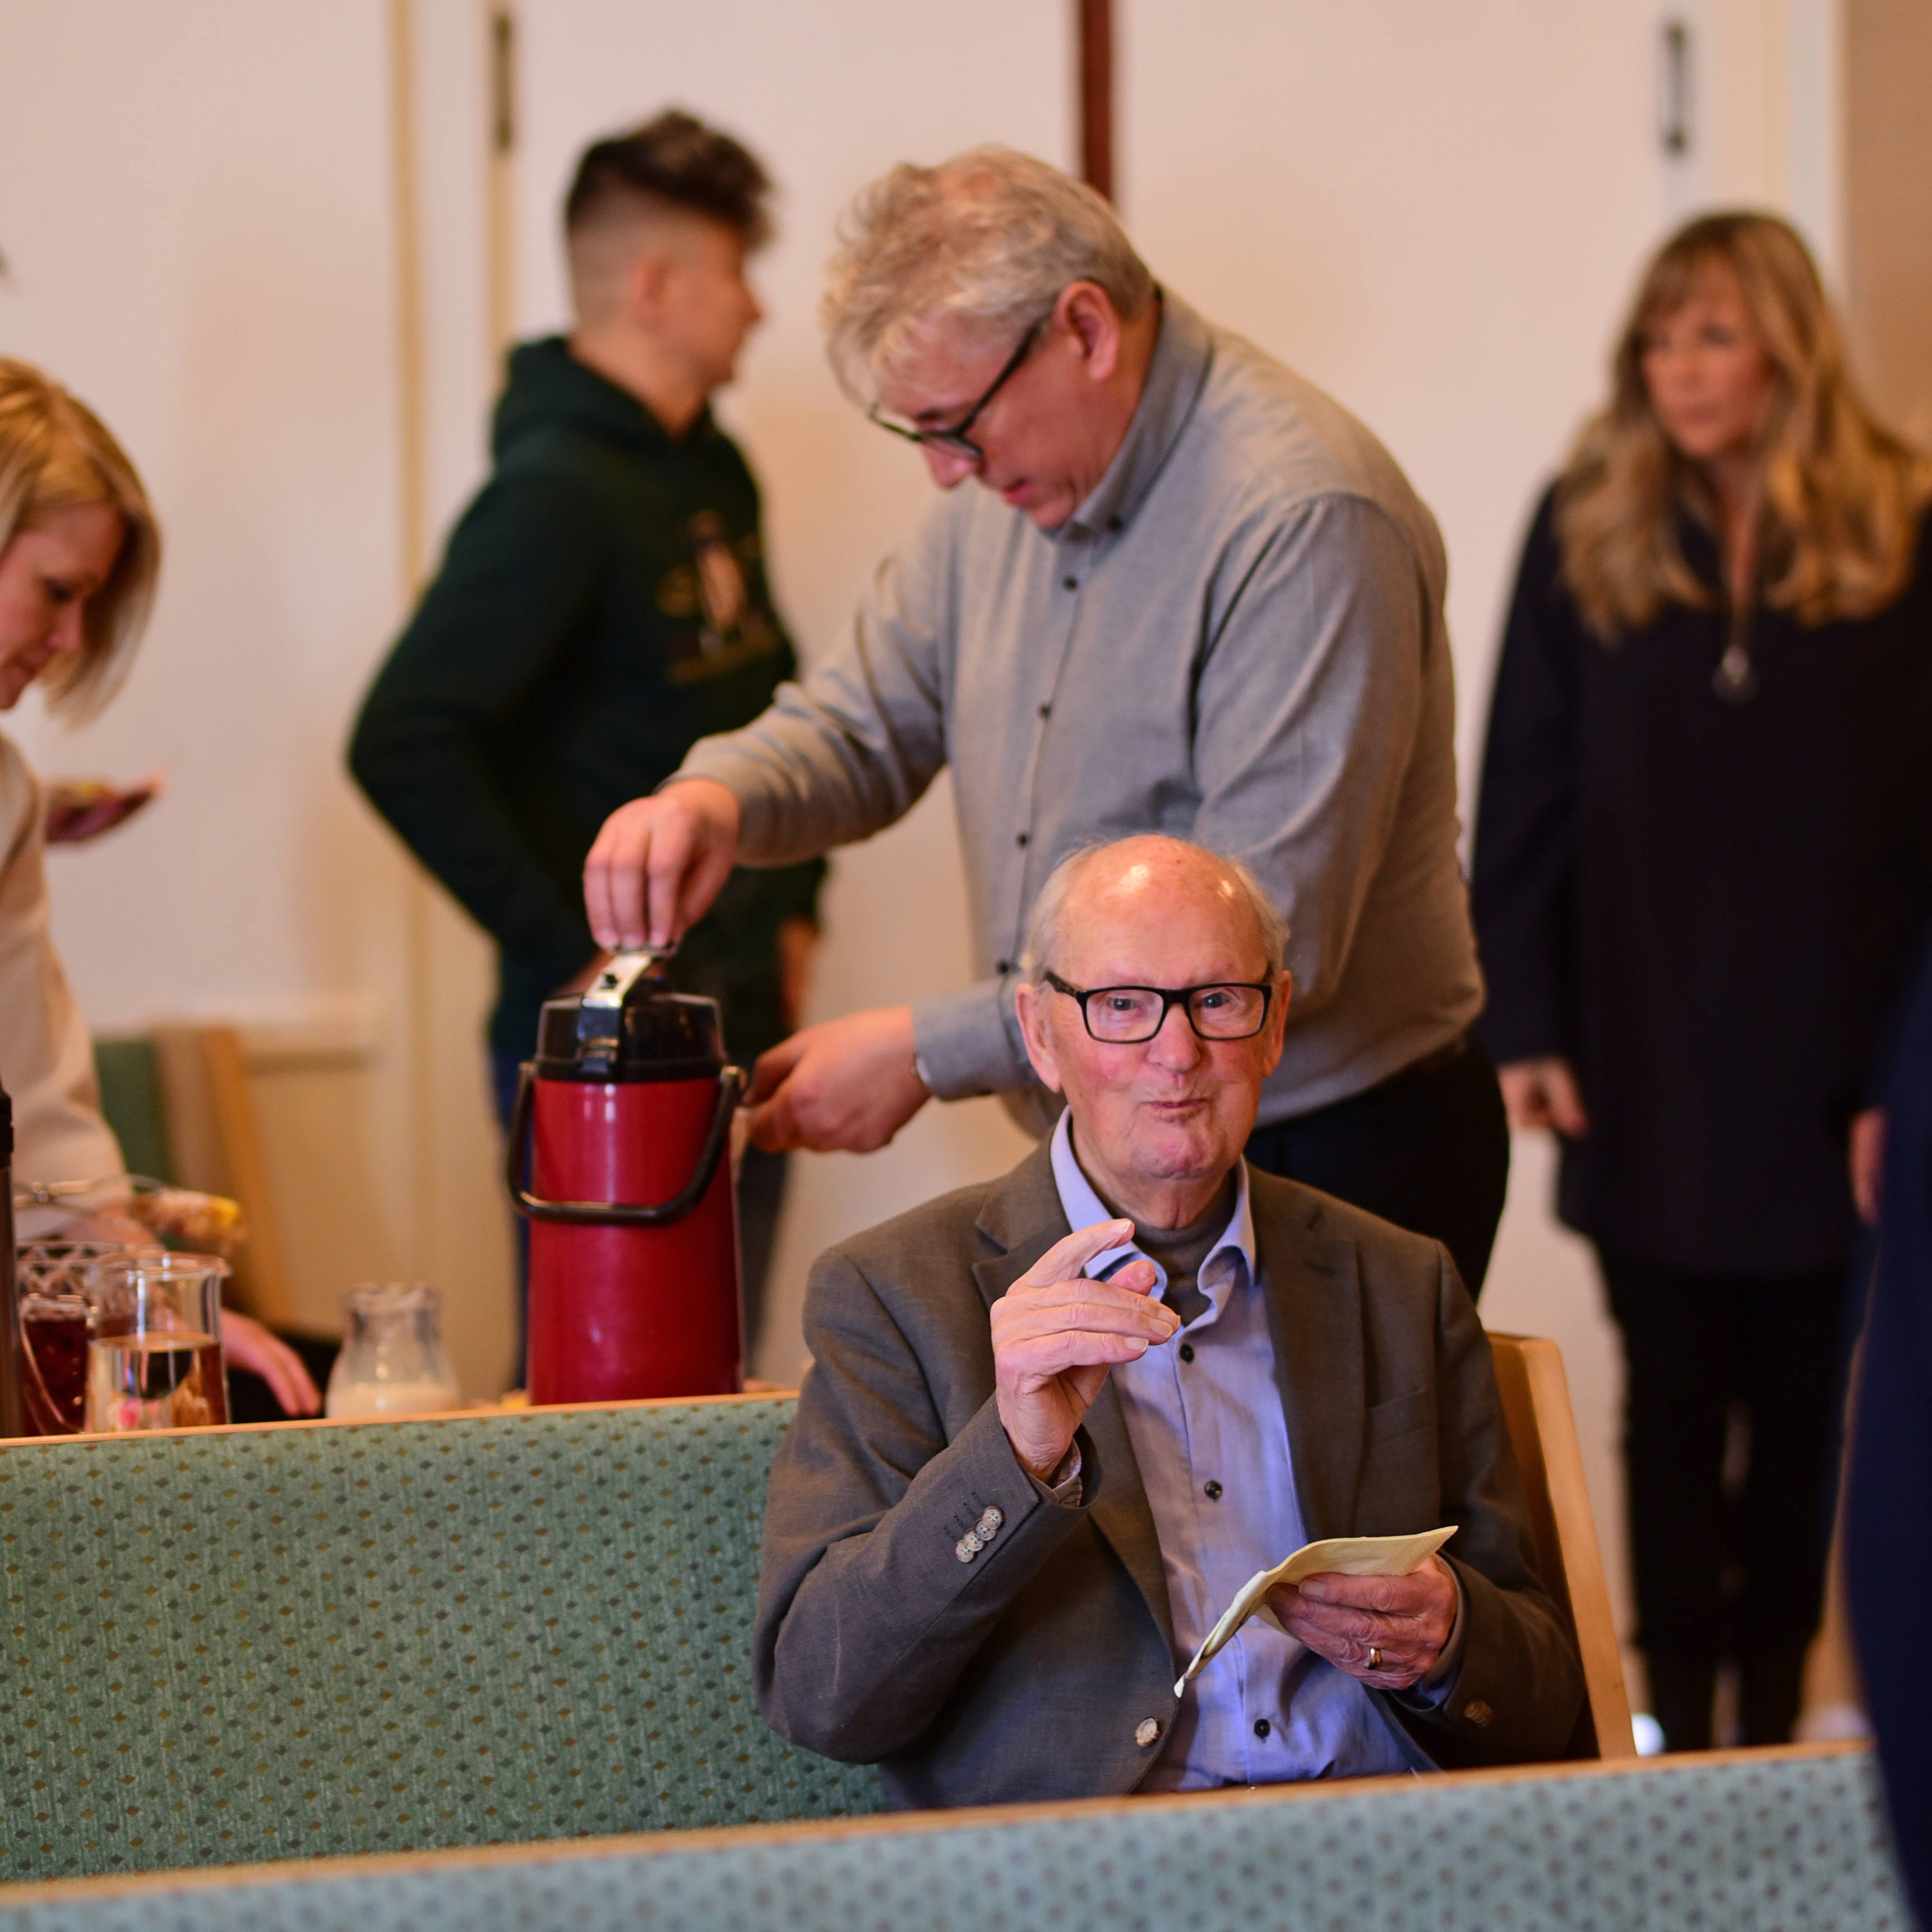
[
  {"xmin": 90, "ymin": 1038, "xmax": 172, "ymax": 1187},
  {"xmin": 0, "ymin": 1398, "xmax": 880, "ymax": 1883}
]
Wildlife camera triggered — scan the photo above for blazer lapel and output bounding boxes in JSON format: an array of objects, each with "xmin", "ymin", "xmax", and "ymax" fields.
[
  {"xmin": 971, "ymin": 1145, "xmax": 1176, "ymax": 1656},
  {"xmin": 1254, "ymin": 1181, "xmax": 1367, "ymax": 1543}
]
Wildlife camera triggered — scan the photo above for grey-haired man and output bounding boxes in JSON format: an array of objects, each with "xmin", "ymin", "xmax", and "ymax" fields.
[{"xmin": 584, "ymin": 147, "xmax": 1508, "ymax": 1291}]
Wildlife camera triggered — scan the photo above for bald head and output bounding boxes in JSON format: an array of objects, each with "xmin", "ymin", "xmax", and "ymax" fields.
[
  {"xmin": 1013, "ymin": 836, "xmax": 1292, "ymax": 1226},
  {"xmin": 1023, "ymin": 836, "xmax": 1288, "ymax": 990}
]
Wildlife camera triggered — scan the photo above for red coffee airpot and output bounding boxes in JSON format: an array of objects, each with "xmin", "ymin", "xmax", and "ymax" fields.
[{"xmin": 507, "ymin": 950, "xmax": 745, "ymax": 1404}]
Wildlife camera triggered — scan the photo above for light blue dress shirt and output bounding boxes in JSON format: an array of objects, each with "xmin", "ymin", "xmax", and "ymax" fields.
[{"xmin": 1050, "ymin": 1111, "xmax": 1420, "ymax": 1787}]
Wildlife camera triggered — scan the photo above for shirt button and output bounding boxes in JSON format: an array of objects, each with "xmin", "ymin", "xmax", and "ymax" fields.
[
  {"xmin": 1015, "ymin": 831, "xmax": 1028, "ymax": 847},
  {"xmin": 1178, "ymin": 1343, "xmax": 1194, "ymax": 1362},
  {"xmin": 1252, "ymin": 1718, "xmax": 1271, "ymax": 1739},
  {"xmin": 996, "ymin": 959, "xmax": 1011, "ymax": 975},
  {"xmin": 1038, "ymin": 702, "xmax": 1051, "ymax": 717},
  {"xmin": 1203, "ymin": 1480, "xmax": 1223, "ymax": 1501},
  {"xmin": 1062, "ymin": 575, "xmax": 1078, "ymax": 590}
]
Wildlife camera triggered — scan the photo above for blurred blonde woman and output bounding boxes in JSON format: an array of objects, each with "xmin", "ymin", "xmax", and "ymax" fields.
[
  {"xmin": 0, "ymin": 358, "xmax": 317, "ymax": 1415},
  {"xmin": 1472, "ymin": 214, "xmax": 1932, "ymax": 1751}
]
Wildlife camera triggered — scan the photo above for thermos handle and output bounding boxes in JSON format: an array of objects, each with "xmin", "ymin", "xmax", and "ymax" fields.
[{"xmin": 507, "ymin": 1064, "xmax": 747, "ymax": 1225}]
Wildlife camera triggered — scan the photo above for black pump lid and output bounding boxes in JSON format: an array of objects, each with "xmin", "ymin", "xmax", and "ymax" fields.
[{"xmin": 533, "ymin": 981, "xmax": 725, "ymax": 1083}]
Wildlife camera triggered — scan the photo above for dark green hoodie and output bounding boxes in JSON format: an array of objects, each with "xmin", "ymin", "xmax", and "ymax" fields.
[{"xmin": 349, "ymin": 337, "xmax": 822, "ymax": 1062}]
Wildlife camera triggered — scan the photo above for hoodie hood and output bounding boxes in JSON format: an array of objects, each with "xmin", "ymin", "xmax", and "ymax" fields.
[{"xmin": 492, "ymin": 336, "xmax": 712, "ymax": 461}]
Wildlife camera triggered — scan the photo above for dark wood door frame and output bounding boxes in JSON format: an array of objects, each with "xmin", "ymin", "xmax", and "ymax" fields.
[{"xmin": 1079, "ymin": 0, "xmax": 1113, "ymax": 201}]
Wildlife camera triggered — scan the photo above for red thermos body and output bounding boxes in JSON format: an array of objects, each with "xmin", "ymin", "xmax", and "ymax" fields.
[{"xmin": 508, "ymin": 960, "xmax": 746, "ymax": 1405}]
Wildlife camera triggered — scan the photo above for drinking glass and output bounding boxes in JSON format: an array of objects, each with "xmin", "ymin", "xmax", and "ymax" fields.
[
  {"xmin": 15, "ymin": 1241, "xmax": 126, "ymax": 1436},
  {"xmin": 325, "ymin": 1283, "xmax": 460, "ymax": 1418},
  {"xmin": 85, "ymin": 1251, "xmax": 230, "ymax": 1431}
]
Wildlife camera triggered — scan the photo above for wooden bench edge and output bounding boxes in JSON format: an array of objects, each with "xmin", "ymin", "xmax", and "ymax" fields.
[
  {"xmin": 0, "ymin": 1388, "xmax": 800, "ymax": 1450},
  {"xmin": 0, "ymin": 1740, "xmax": 1871, "ymax": 1907}
]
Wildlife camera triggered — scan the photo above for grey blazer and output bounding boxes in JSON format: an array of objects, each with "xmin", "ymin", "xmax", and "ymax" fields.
[{"xmin": 754, "ymin": 1142, "xmax": 1583, "ymax": 1810}]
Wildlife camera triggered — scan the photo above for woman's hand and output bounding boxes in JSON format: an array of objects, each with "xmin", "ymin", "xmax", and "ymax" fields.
[
  {"xmin": 1497, "ymin": 1056, "xmax": 1589, "ymax": 1136},
  {"xmin": 44, "ymin": 773, "xmax": 161, "ymax": 844},
  {"xmin": 221, "ymin": 1311, "xmax": 322, "ymax": 1416}
]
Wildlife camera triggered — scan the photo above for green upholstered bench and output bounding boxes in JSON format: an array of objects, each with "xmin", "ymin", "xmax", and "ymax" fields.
[
  {"xmin": 0, "ymin": 1398, "xmax": 880, "ymax": 1883},
  {"xmin": 0, "ymin": 1744, "xmax": 1903, "ymax": 1931}
]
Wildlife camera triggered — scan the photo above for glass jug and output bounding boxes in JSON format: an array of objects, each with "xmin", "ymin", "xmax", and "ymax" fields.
[
  {"xmin": 325, "ymin": 1283, "xmax": 460, "ymax": 1418},
  {"xmin": 85, "ymin": 1249, "xmax": 230, "ymax": 1431}
]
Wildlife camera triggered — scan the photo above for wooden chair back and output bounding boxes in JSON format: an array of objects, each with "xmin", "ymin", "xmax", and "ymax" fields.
[
  {"xmin": 150, "ymin": 1023, "xmax": 299, "ymax": 1326},
  {"xmin": 1486, "ymin": 1331, "xmax": 1636, "ymax": 1759}
]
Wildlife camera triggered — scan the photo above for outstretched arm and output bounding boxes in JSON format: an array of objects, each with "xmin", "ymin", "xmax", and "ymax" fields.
[{"xmin": 586, "ymin": 506, "xmax": 958, "ymax": 951}]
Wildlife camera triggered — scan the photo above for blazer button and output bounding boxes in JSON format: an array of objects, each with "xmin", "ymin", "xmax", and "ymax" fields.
[
  {"xmin": 1203, "ymin": 1480, "xmax": 1223, "ymax": 1500},
  {"xmin": 1461, "ymin": 1699, "xmax": 1494, "ymax": 1728},
  {"xmin": 1134, "ymin": 1718, "xmax": 1162, "ymax": 1748}
]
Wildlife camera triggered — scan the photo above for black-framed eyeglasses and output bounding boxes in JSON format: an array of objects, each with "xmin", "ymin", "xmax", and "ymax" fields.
[
  {"xmin": 867, "ymin": 309, "xmax": 1053, "ymax": 462},
  {"xmin": 1043, "ymin": 970, "xmax": 1275, "ymax": 1044}
]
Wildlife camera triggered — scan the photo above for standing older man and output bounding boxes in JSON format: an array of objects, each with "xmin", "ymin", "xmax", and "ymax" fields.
[
  {"xmin": 585, "ymin": 147, "xmax": 1506, "ymax": 1290},
  {"xmin": 754, "ymin": 837, "xmax": 1580, "ymax": 1808}
]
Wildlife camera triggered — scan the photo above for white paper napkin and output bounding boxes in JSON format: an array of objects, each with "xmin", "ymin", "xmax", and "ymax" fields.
[{"xmin": 1173, "ymin": 1525, "xmax": 1458, "ymax": 1698}]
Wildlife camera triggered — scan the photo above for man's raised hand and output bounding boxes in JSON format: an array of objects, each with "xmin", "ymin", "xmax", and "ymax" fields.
[
  {"xmin": 583, "ymin": 778, "xmax": 741, "ymax": 952},
  {"xmin": 990, "ymin": 1221, "xmax": 1180, "ymax": 1482}
]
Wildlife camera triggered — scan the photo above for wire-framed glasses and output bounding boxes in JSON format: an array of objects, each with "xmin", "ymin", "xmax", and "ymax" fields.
[
  {"xmin": 1043, "ymin": 970, "xmax": 1275, "ymax": 1044},
  {"xmin": 866, "ymin": 309, "xmax": 1053, "ymax": 462}
]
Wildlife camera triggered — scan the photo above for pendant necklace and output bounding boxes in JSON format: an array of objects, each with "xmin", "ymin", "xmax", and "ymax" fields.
[{"xmin": 1713, "ymin": 599, "xmax": 1758, "ymax": 703}]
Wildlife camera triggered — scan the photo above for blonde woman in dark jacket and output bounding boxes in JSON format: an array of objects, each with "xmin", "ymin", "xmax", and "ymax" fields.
[{"xmin": 1472, "ymin": 214, "xmax": 1932, "ymax": 1751}]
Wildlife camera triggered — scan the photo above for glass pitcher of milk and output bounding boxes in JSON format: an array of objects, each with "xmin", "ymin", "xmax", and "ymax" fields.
[{"xmin": 325, "ymin": 1283, "xmax": 460, "ymax": 1418}]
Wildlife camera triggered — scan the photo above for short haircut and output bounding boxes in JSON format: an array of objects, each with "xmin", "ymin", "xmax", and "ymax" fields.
[
  {"xmin": 0, "ymin": 358, "xmax": 159, "ymax": 721},
  {"xmin": 820, "ymin": 146, "xmax": 1156, "ymax": 403},
  {"xmin": 1021, "ymin": 839, "xmax": 1290, "ymax": 986},
  {"xmin": 564, "ymin": 110, "xmax": 773, "ymax": 248}
]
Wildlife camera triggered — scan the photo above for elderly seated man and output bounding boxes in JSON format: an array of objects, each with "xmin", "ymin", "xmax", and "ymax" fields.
[{"xmin": 754, "ymin": 836, "xmax": 1582, "ymax": 1808}]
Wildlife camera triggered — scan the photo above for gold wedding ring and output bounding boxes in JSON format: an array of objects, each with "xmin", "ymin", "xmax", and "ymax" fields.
[{"xmin": 1367, "ymin": 1645, "xmax": 1383, "ymax": 1671}]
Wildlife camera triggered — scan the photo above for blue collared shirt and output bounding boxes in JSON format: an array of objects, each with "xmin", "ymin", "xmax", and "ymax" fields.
[{"xmin": 1050, "ymin": 1111, "xmax": 1417, "ymax": 1787}]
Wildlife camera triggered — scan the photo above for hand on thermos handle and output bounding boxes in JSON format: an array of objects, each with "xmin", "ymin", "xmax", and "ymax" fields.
[{"xmin": 583, "ymin": 779, "xmax": 741, "ymax": 953}]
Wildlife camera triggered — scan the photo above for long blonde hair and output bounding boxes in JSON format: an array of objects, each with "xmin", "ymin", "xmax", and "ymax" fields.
[
  {"xmin": 1555, "ymin": 212, "xmax": 1930, "ymax": 638},
  {"xmin": 0, "ymin": 358, "xmax": 160, "ymax": 718}
]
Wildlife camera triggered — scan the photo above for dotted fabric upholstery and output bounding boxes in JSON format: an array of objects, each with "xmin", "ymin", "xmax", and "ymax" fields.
[
  {"xmin": 0, "ymin": 1402, "xmax": 880, "ymax": 1881},
  {"xmin": 0, "ymin": 1746, "xmax": 1905, "ymax": 1931}
]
